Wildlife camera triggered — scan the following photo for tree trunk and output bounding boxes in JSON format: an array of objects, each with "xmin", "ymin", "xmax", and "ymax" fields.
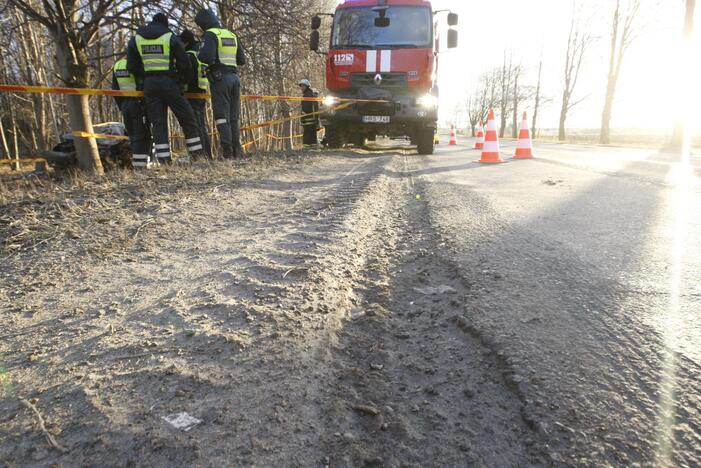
[
  {"xmin": 532, "ymin": 58, "xmax": 542, "ymax": 137},
  {"xmin": 0, "ymin": 117, "xmax": 10, "ymax": 160},
  {"xmin": 669, "ymin": 0, "xmax": 696, "ymax": 151},
  {"xmin": 65, "ymin": 95, "xmax": 103, "ymax": 172},
  {"xmin": 558, "ymin": 91, "xmax": 568, "ymax": 141},
  {"xmin": 272, "ymin": 31, "xmax": 292, "ymax": 150},
  {"xmin": 600, "ymin": 1, "xmax": 620, "ymax": 145},
  {"xmin": 511, "ymin": 72, "xmax": 519, "ymax": 139},
  {"xmin": 54, "ymin": 28, "xmax": 104, "ymax": 175},
  {"xmin": 600, "ymin": 78, "xmax": 615, "ymax": 145},
  {"xmin": 96, "ymin": 33, "xmax": 107, "ymax": 124},
  {"xmin": 10, "ymin": 106, "xmax": 20, "ymax": 170}
]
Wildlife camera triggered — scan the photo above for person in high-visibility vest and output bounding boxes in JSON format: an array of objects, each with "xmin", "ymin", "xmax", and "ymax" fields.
[
  {"xmin": 126, "ymin": 13, "xmax": 204, "ymax": 164},
  {"xmin": 298, "ymin": 79, "xmax": 320, "ymax": 148},
  {"xmin": 111, "ymin": 53, "xmax": 152, "ymax": 169},
  {"xmin": 195, "ymin": 9, "xmax": 246, "ymax": 160},
  {"xmin": 180, "ymin": 29, "xmax": 212, "ymax": 159}
]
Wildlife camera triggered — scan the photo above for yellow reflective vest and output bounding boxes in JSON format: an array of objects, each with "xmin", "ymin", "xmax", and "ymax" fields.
[
  {"xmin": 135, "ymin": 33, "xmax": 172, "ymax": 72},
  {"xmin": 112, "ymin": 58, "xmax": 136, "ymax": 91},
  {"xmin": 187, "ymin": 50, "xmax": 209, "ymax": 91},
  {"xmin": 206, "ymin": 28, "xmax": 238, "ymax": 68}
]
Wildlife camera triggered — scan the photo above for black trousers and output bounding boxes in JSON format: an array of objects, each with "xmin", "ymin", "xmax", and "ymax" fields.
[
  {"xmin": 187, "ymin": 98, "xmax": 212, "ymax": 158},
  {"xmin": 210, "ymin": 72, "xmax": 242, "ymax": 158},
  {"xmin": 120, "ymin": 98, "xmax": 151, "ymax": 168},
  {"xmin": 303, "ymin": 125, "xmax": 318, "ymax": 146},
  {"xmin": 143, "ymin": 75, "xmax": 202, "ymax": 162}
]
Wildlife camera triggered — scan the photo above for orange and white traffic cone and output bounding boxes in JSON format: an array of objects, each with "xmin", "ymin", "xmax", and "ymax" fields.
[
  {"xmin": 513, "ymin": 111, "xmax": 534, "ymax": 159},
  {"xmin": 449, "ymin": 127, "xmax": 457, "ymax": 145},
  {"xmin": 479, "ymin": 109, "xmax": 504, "ymax": 164},
  {"xmin": 474, "ymin": 121, "xmax": 485, "ymax": 150}
]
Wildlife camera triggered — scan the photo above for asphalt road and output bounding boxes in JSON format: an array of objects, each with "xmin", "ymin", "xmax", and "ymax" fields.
[
  {"xmin": 423, "ymin": 135, "xmax": 701, "ymax": 465},
  {"xmin": 1, "ymin": 137, "xmax": 700, "ymax": 466}
]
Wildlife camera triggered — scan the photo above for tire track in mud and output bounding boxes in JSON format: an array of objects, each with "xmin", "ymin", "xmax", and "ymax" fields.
[
  {"xmin": 1, "ymin": 152, "xmax": 535, "ymax": 466},
  {"xmin": 303, "ymin": 155, "xmax": 540, "ymax": 466}
]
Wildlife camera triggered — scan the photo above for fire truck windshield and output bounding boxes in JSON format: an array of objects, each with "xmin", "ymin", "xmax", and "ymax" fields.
[{"xmin": 332, "ymin": 6, "xmax": 432, "ymax": 49}]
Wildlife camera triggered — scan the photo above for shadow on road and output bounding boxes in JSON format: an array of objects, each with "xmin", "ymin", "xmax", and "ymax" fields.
[{"xmin": 422, "ymin": 153, "xmax": 701, "ymax": 465}]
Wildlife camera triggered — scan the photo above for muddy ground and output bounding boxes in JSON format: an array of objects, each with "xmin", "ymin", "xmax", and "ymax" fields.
[{"xmin": 1, "ymin": 143, "xmax": 700, "ymax": 466}]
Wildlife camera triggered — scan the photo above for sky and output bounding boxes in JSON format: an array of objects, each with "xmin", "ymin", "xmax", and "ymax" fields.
[{"xmin": 429, "ymin": 0, "xmax": 695, "ymax": 132}]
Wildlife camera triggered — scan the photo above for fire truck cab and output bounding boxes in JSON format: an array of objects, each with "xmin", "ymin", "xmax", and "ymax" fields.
[{"xmin": 310, "ymin": 0, "xmax": 458, "ymax": 154}]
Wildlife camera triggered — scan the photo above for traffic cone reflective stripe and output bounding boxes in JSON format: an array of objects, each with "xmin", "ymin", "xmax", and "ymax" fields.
[
  {"xmin": 514, "ymin": 111, "xmax": 534, "ymax": 159},
  {"xmin": 449, "ymin": 127, "xmax": 457, "ymax": 145},
  {"xmin": 479, "ymin": 109, "xmax": 504, "ymax": 164},
  {"xmin": 474, "ymin": 122, "xmax": 484, "ymax": 149}
]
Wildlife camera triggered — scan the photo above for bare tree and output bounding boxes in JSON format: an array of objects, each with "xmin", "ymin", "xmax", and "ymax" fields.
[
  {"xmin": 669, "ymin": 0, "xmax": 696, "ymax": 151},
  {"xmin": 531, "ymin": 54, "xmax": 543, "ymax": 137},
  {"xmin": 600, "ymin": 0, "xmax": 641, "ymax": 144},
  {"xmin": 511, "ymin": 64, "xmax": 523, "ymax": 138},
  {"xmin": 3, "ymin": 0, "xmax": 134, "ymax": 175},
  {"xmin": 465, "ymin": 95, "xmax": 477, "ymax": 136},
  {"xmin": 498, "ymin": 52, "xmax": 515, "ymax": 138},
  {"xmin": 0, "ymin": 0, "xmax": 332, "ymax": 161},
  {"xmin": 558, "ymin": 3, "xmax": 593, "ymax": 141},
  {"xmin": 466, "ymin": 70, "xmax": 498, "ymax": 136}
]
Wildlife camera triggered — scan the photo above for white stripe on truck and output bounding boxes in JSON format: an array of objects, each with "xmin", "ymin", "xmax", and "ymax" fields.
[
  {"xmin": 366, "ymin": 50, "xmax": 377, "ymax": 73},
  {"xmin": 380, "ymin": 50, "xmax": 392, "ymax": 72}
]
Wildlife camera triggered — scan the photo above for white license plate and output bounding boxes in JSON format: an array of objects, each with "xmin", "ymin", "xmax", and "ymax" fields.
[{"xmin": 362, "ymin": 115, "xmax": 390, "ymax": 124}]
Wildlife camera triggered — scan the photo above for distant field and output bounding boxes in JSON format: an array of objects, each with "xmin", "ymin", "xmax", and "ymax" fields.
[
  {"xmin": 450, "ymin": 127, "xmax": 700, "ymax": 149},
  {"xmin": 535, "ymin": 128, "xmax": 675, "ymax": 148}
]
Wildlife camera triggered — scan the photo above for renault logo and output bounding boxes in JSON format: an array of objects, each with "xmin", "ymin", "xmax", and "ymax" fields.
[{"xmin": 373, "ymin": 74, "xmax": 383, "ymax": 86}]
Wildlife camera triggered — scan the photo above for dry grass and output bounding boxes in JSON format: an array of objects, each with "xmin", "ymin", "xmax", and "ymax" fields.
[{"xmin": 0, "ymin": 152, "xmax": 308, "ymax": 264}]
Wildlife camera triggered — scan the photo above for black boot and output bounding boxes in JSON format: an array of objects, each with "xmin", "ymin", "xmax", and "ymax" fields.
[
  {"xmin": 222, "ymin": 144, "xmax": 234, "ymax": 160},
  {"xmin": 190, "ymin": 150, "xmax": 206, "ymax": 162},
  {"xmin": 234, "ymin": 143, "xmax": 245, "ymax": 159}
]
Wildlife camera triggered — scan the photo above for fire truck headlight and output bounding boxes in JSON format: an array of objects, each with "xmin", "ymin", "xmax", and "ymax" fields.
[
  {"xmin": 322, "ymin": 95, "xmax": 338, "ymax": 107},
  {"xmin": 417, "ymin": 94, "xmax": 438, "ymax": 109}
]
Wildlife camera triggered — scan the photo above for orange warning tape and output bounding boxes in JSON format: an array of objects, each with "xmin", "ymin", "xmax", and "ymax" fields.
[
  {"xmin": 241, "ymin": 101, "xmax": 353, "ymax": 132},
  {"xmin": 267, "ymin": 133, "xmax": 304, "ymax": 141},
  {"xmin": 0, "ymin": 157, "xmax": 47, "ymax": 165},
  {"xmin": 72, "ymin": 131, "xmax": 130, "ymax": 140},
  {"xmin": 242, "ymin": 133, "xmax": 305, "ymax": 150},
  {"xmin": 241, "ymin": 134, "xmax": 266, "ymax": 150},
  {"xmin": 0, "ymin": 84, "xmax": 385, "ymax": 103},
  {"xmin": 0, "ymin": 84, "xmax": 141, "ymax": 98},
  {"xmin": 70, "ymin": 101, "xmax": 339, "ymax": 142}
]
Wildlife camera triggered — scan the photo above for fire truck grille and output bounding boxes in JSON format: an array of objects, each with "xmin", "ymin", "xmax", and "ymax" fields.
[{"xmin": 350, "ymin": 73, "xmax": 408, "ymax": 89}]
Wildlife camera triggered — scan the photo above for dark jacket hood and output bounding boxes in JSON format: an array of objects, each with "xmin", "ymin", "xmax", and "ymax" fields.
[
  {"xmin": 136, "ymin": 20, "xmax": 172, "ymax": 40},
  {"xmin": 185, "ymin": 41, "xmax": 202, "ymax": 53},
  {"xmin": 195, "ymin": 9, "xmax": 221, "ymax": 31}
]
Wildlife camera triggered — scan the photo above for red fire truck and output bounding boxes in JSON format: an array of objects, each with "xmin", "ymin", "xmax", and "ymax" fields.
[{"xmin": 310, "ymin": 0, "xmax": 458, "ymax": 154}]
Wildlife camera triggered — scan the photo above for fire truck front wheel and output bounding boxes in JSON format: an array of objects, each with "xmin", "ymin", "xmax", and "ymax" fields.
[
  {"xmin": 324, "ymin": 126, "xmax": 342, "ymax": 149},
  {"xmin": 416, "ymin": 128, "xmax": 435, "ymax": 155}
]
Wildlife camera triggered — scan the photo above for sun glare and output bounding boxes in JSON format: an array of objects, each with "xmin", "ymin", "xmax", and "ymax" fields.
[{"xmin": 655, "ymin": 137, "xmax": 696, "ymax": 465}]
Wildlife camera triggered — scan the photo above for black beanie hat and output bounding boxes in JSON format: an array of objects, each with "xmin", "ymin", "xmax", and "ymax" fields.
[
  {"xmin": 180, "ymin": 29, "xmax": 196, "ymax": 46},
  {"xmin": 153, "ymin": 13, "xmax": 168, "ymax": 25}
]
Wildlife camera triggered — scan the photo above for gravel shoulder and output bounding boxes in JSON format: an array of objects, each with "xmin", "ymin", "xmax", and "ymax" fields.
[{"xmin": 0, "ymin": 151, "xmax": 538, "ymax": 466}]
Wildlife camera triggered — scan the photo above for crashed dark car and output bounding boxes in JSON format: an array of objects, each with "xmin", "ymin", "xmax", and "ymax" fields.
[{"xmin": 41, "ymin": 122, "xmax": 133, "ymax": 170}]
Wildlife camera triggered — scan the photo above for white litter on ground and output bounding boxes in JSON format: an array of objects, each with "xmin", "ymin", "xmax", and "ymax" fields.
[
  {"xmin": 413, "ymin": 285, "xmax": 457, "ymax": 295},
  {"xmin": 162, "ymin": 412, "xmax": 202, "ymax": 431}
]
